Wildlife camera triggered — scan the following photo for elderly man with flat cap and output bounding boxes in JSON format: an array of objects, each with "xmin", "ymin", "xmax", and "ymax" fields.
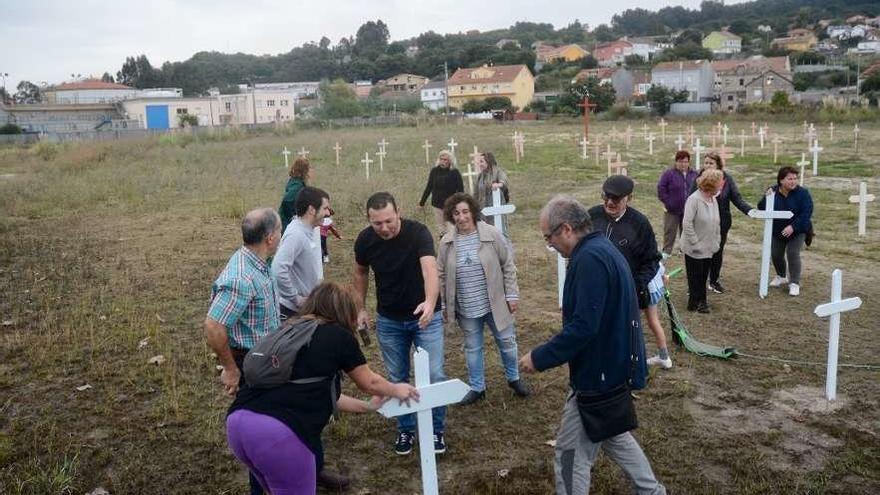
[{"xmin": 588, "ymin": 176, "xmax": 672, "ymax": 369}]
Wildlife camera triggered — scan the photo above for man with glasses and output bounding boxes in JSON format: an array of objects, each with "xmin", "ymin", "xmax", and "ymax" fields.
[
  {"xmin": 588, "ymin": 176, "xmax": 671, "ymax": 369},
  {"xmin": 520, "ymin": 195, "xmax": 665, "ymax": 495}
]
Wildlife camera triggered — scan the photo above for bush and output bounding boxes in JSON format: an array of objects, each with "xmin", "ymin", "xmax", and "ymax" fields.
[
  {"xmin": 0, "ymin": 123, "xmax": 22, "ymax": 135},
  {"xmin": 178, "ymin": 113, "xmax": 199, "ymax": 128}
]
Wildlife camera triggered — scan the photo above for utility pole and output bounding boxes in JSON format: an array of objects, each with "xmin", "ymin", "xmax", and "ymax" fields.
[{"xmin": 444, "ymin": 61, "xmax": 449, "ymax": 127}]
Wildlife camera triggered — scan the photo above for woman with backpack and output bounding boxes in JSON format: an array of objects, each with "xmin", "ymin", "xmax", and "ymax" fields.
[{"xmin": 226, "ymin": 282, "xmax": 419, "ymax": 494}]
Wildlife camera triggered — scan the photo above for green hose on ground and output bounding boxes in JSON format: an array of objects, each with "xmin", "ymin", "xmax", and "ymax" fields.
[{"xmin": 663, "ymin": 267, "xmax": 737, "ymax": 359}]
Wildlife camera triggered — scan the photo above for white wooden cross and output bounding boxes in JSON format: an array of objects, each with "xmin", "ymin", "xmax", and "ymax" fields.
[
  {"xmin": 602, "ymin": 145, "xmax": 616, "ymax": 176},
  {"xmin": 361, "ymin": 152, "xmax": 373, "ymax": 180},
  {"xmin": 642, "ymin": 123, "xmax": 650, "ymax": 138},
  {"xmin": 511, "ymin": 132, "xmax": 520, "ymax": 162},
  {"xmin": 579, "ymin": 136, "xmax": 588, "ymax": 160},
  {"xmin": 624, "ymin": 126, "xmax": 633, "ymax": 148},
  {"xmin": 447, "ymin": 138, "xmax": 458, "ymax": 157},
  {"xmin": 481, "ymin": 188, "xmax": 515, "ymax": 235},
  {"xmin": 758, "ymin": 126, "xmax": 766, "ymax": 149},
  {"xmin": 722, "ymin": 124, "xmax": 729, "ymax": 145},
  {"xmin": 378, "ymin": 137, "xmax": 389, "ymax": 154},
  {"xmin": 333, "ymin": 142, "xmax": 342, "ymax": 167},
  {"xmin": 422, "ymin": 140, "xmax": 433, "ymax": 166},
  {"xmin": 465, "ymin": 145, "xmax": 480, "ymax": 195},
  {"xmin": 853, "ymin": 124, "xmax": 860, "ymax": 151},
  {"xmin": 298, "ymin": 146, "xmax": 310, "ymax": 158},
  {"xmin": 675, "ymin": 134, "xmax": 685, "ymax": 152},
  {"xmin": 376, "ymin": 147, "xmax": 387, "ymax": 172},
  {"xmin": 802, "ymin": 120, "xmax": 808, "ymax": 134},
  {"xmin": 849, "ymin": 182, "xmax": 875, "ymax": 237},
  {"xmin": 645, "ymin": 133, "xmax": 656, "ymax": 155},
  {"xmin": 810, "ymin": 139, "xmax": 823, "ymax": 176},
  {"xmin": 806, "ymin": 123, "xmax": 816, "ymax": 143},
  {"xmin": 513, "ymin": 131, "xmax": 525, "ymax": 162},
  {"xmin": 739, "ymin": 130, "xmax": 747, "ymax": 157},
  {"xmin": 813, "ymin": 269, "xmax": 862, "ymax": 401},
  {"xmin": 828, "ymin": 122, "xmax": 835, "ymax": 141},
  {"xmin": 687, "ymin": 125, "xmax": 696, "ymax": 146},
  {"xmin": 610, "ymin": 153, "xmax": 628, "ymax": 176},
  {"xmin": 748, "ymin": 192, "xmax": 794, "ymax": 298},
  {"xmin": 592, "ymin": 139, "xmax": 601, "ymax": 163},
  {"xmin": 718, "ymin": 144, "xmax": 734, "ymax": 164},
  {"xmin": 659, "ymin": 118, "xmax": 668, "ymax": 143},
  {"xmin": 772, "ymin": 135, "xmax": 783, "ymax": 163},
  {"xmin": 692, "ymin": 139, "xmax": 705, "ymax": 171},
  {"xmin": 710, "ymin": 127, "xmax": 718, "ymax": 149},
  {"xmin": 377, "ymin": 347, "xmax": 469, "ymax": 495},
  {"xmin": 751, "ymin": 121, "xmax": 757, "ymax": 137},
  {"xmin": 281, "ymin": 146, "xmax": 291, "ymax": 169},
  {"xmin": 797, "ymin": 153, "xmax": 810, "ymax": 186}
]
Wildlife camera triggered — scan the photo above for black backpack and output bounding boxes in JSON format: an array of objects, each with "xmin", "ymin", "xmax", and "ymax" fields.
[{"xmin": 243, "ymin": 317, "xmax": 328, "ymax": 388}]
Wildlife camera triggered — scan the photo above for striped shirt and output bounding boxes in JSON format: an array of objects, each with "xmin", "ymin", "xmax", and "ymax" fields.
[
  {"xmin": 454, "ymin": 231, "xmax": 491, "ymax": 318},
  {"xmin": 208, "ymin": 247, "xmax": 280, "ymax": 349}
]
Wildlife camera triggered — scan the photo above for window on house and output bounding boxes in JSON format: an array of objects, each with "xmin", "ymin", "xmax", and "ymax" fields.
[
  {"xmin": 739, "ymin": 78, "xmax": 744, "ymax": 86},
  {"xmin": 225, "ymin": 102, "xmax": 232, "ymax": 112},
  {"xmin": 176, "ymin": 108, "xmax": 188, "ymax": 114},
  {"xmin": 267, "ymin": 100, "xmax": 275, "ymax": 107},
  {"xmin": 280, "ymin": 100, "xmax": 288, "ymax": 106},
  {"xmin": 728, "ymin": 95, "xmax": 734, "ymax": 101}
]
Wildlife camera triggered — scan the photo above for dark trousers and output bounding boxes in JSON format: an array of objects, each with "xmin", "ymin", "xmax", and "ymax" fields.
[
  {"xmin": 708, "ymin": 227, "xmax": 729, "ymax": 284},
  {"xmin": 684, "ymin": 254, "xmax": 711, "ymax": 308},
  {"xmin": 771, "ymin": 233, "xmax": 805, "ymax": 284}
]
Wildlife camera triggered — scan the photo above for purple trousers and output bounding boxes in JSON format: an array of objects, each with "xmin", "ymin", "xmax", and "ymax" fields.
[{"xmin": 226, "ymin": 409, "xmax": 316, "ymax": 495}]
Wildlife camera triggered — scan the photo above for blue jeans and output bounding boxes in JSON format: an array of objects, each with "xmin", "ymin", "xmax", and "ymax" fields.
[
  {"xmin": 457, "ymin": 312, "xmax": 520, "ymax": 392},
  {"xmin": 376, "ymin": 312, "xmax": 446, "ymax": 434}
]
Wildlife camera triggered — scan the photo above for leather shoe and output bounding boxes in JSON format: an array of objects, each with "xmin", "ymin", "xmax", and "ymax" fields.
[
  {"xmin": 508, "ymin": 379, "xmax": 530, "ymax": 397},
  {"xmin": 317, "ymin": 469, "xmax": 350, "ymax": 491},
  {"xmin": 697, "ymin": 302, "xmax": 710, "ymax": 314},
  {"xmin": 459, "ymin": 390, "xmax": 485, "ymax": 405}
]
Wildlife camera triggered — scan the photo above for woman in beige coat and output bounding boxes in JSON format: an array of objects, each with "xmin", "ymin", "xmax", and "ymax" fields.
[
  {"xmin": 682, "ymin": 169, "xmax": 723, "ymax": 314},
  {"xmin": 438, "ymin": 193, "xmax": 528, "ymax": 405}
]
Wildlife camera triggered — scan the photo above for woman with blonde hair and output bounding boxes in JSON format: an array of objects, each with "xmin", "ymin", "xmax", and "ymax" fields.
[
  {"xmin": 226, "ymin": 282, "xmax": 418, "ymax": 494},
  {"xmin": 682, "ymin": 169, "xmax": 723, "ymax": 313},
  {"xmin": 419, "ymin": 150, "xmax": 464, "ymax": 236}
]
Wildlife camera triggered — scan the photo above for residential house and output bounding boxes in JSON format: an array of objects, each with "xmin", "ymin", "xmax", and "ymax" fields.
[
  {"xmin": 123, "ymin": 88, "xmax": 296, "ymax": 129},
  {"xmin": 351, "ymin": 80, "xmax": 373, "ymax": 99},
  {"xmin": 576, "ymin": 67, "xmax": 646, "ymax": 103},
  {"xmin": 447, "ymin": 64, "xmax": 535, "ymax": 111},
  {"xmin": 852, "ymin": 41, "xmax": 880, "ymax": 53},
  {"xmin": 817, "ymin": 39, "xmax": 840, "ymax": 52},
  {"xmin": 43, "ymin": 80, "xmax": 140, "ymax": 105},
  {"xmin": 631, "ymin": 70, "xmax": 652, "ymax": 103},
  {"xmin": 625, "ymin": 37, "xmax": 665, "ymax": 61},
  {"xmin": 712, "ymin": 56, "xmax": 793, "ymax": 111},
  {"xmin": 379, "ymin": 74, "xmax": 429, "ymax": 93},
  {"xmin": 496, "ymin": 38, "xmax": 521, "ymax": 49},
  {"xmin": 702, "ymin": 31, "xmax": 743, "ymax": 55},
  {"xmin": 771, "ymin": 29, "xmax": 818, "ymax": 52},
  {"xmin": 420, "ymin": 80, "xmax": 447, "ymax": 111},
  {"xmin": 593, "ymin": 40, "xmax": 633, "ymax": 67},
  {"xmin": 651, "ymin": 60, "xmax": 715, "ymax": 102},
  {"xmin": 536, "ymin": 44, "xmax": 589, "ymax": 64},
  {"xmin": 246, "ymin": 82, "xmax": 320, "ymax": 99},
  {"xmin": 1, "ymin": 102, "xmax": 138, "ymax": 133}
]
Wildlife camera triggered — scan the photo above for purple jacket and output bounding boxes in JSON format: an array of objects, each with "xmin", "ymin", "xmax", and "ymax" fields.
[{"xmin": 657, "ymin": 167, "xmax": 698, "ymax": 216}]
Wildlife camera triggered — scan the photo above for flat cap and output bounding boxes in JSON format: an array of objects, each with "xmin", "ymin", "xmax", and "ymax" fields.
[{"xmin": 602, "ymin": 175, "xmax": 634, "ymax": 197}]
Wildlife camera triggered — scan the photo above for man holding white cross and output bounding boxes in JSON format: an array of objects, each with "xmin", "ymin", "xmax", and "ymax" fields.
[
  {"xmin": 353, "ymin": 192, "xmax": 450, "ymax": 456},
  {"xmin": 522, "ymin": 196, "xmax": 665, "ymax": 495}
]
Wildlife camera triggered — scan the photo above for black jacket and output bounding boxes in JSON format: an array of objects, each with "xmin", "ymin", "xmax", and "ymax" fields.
[
  {"xmin": 419, "ymin": 166, "xmax": 464, "ymax": 209},
  {"xmin": 588, "ymin": 205, "xmax": 661, "ymax": 309}
]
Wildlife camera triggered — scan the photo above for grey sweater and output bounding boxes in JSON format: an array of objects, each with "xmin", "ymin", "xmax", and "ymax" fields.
[
  {"xmin": 681, "ymin": 191, "xmax": 721, "ymax": 259},
  {"xmin": 270, "ymin": 219, "xmax": 323, "ymax": 312}
]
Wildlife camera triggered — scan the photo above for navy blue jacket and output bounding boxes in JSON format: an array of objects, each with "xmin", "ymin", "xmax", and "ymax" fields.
[
  {"xmin": 531, "ymin": 231, "xmax": 648, "ymax": 392},
  {"xmin": 757, "ymin": 185, "xmax": 813, "ymax": 239}
]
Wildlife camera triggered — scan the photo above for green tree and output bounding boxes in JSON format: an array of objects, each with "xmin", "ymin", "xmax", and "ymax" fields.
[
  {"xmin": 461, "ymin": 99, "xmax": 485, "ymax": 113},
  {"xmin": 646, "ymin": 85, "xmax": 688, "ymax": 115},
  {"xmin": 101, "ymin": 72, "xmax": 115, "ymax": 83},
  {"xmin": 14, "ymin": 80, "xmax": 41, "ymax": 104},
  {"xmin": 0, "ymin": 123, "xmax": 23, "ymax": 134},
  {"xmin": 178, "ymin": 113, "xmax": 199, "ymax": 127},
  {"xmin": 354, "ymin": 20, "xmax": 390, "ymax": 58},
  {"xmin": 483, "ymin": 96, "xmax": 514, "ymax": 112},
  {"xmin": 557, "ymin": 77, "xmax": 615, "ymax": 114},
  {"xmin": 317, "ymin": 79, "xmax": 363, "ymax": 118},
  {"xmin": 770, "ymin": 91, "xmax": 791, "ymax": 109}
]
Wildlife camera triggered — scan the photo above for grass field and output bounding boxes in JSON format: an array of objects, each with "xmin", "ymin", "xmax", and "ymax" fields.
[{"xmin": 1, "ymin": 116, "xmax": 879, "ymax": 494}]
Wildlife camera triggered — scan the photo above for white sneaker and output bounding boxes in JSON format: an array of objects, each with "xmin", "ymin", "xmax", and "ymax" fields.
[
  {"xmin": 647, "ymin": 355, "xmax": 673, "ymax": 369},
  {"xmin": 789, "ymin": 283, "xmax": 800, "ymax": 296},
  {"xmin": 322, "ymin": 255, "xmax": 330, "ymax": 264},
  {"xmin": 769, "ymin": 275, "xmax": 789, "ymax": 287}
]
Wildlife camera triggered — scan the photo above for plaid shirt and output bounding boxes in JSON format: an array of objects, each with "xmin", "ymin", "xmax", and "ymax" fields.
[{"xmin": 207, "ymin": 247, "xmax": 280, "ymax": 349}]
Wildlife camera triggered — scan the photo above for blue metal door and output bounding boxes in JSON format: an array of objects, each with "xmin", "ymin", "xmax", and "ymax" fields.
[{"xmin": 145, "ymin": 105, "xmax": 169, "ymax": 129}]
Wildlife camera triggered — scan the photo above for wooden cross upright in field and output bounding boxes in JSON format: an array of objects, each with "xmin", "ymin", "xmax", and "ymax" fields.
[
  {"xmin": 577, "ymin": 96, "xmax": 598, "ymax": 140},
  {"xmin": 828, "ymin": 122, "xmax": 835, "ymax": 141},
  {"xmin": 813, "ymin": 269, "xmax": 863, "ymax": 401},
  {"xmin": 361, "ymin": 152, "xmax": 373, "ymax": 180},
  {"xmin": 624, "ymin": 126, "xmax": 633, "ymax": 148},
  {"xmin": 377, "ymin": 347, "xmax": 469, "ymax": 495},
  {"xmin": 591, "ymin": 135, "xmax": 602, "ymax": 163},
  {"xmin": 853, "ymin": 124, "xmax": 860, "ymax": 151},
  {"xmin": 333, "ymin": 142, "xmax": 342, "ymax": 166},
  {"xmin": 513, "ymin": 131, "xmax": 525, "ymax": 162},
  {"xmin": 646, "ymin": 133, "xmax": 656, "ymax": 155},
  {"xmin": 298, "ymin": 146, "xmax": 310, "ymax": 158},
  {"xmin": 722, "ymin": 124, "xmax": 729, "ymax": 145},
  {"xmin": 848, "ymin": 182, "xmax": 875, "ymax": 237},
  {"xmin": 718, "ymin": 144, "xmax": 734, "ymax": 164},
  {"xmin": 692, "ymin": 139, "xmax": 705, "ymax": 170},
  {"xmin": 642, "ymin": 123, "xmax": 650, "ymax": 138},
  {"xmin": 810, "ymin": 139, "xmax": 823, "ymax": 176},
  {"xmin": 447, "ymin": 138, "xmax": 458, "ymax": 157},
  {"xmin": 658, "ymin": 118, "xmax": 668, "ymax": 143},
  {"xmin": 579, "ymin": 136, "xmax": 588, "ymax": 160},
  {"xmin": 482, "ymin": 188, "xmax": 516, "ymax": 235},
  {"xmin": 802, "ymin": 120, "xmax": 808, "ymax": 134},
  {"xmin": 378, "ymin": 137, "xmax": 389, "ymax": 153},
  {"xmin": 376, "ymin": 147, "xmax": 386, "ymax": 172},
  {"xmin": 281, "ymin": 146, "xmax": 291, "ymax": 169},
  {"xmin": 772, "ymin": 135, "xmax": 784, "ymax": 163},
  {"xmin": 710, "ymin": 126, "xmax": 718, "ymax": 148},
  {"xmin": 749, "ymin": 191, "xmax": 794, "ymax": 298},
  {"xmin": 422, "ymin": 140, "xmax": 433, "ymax": 166},
  {"xmin": 464, "ymin": 146, "xmax": 480, "ymax": 195},
  {"xmin": 610, "ymin": 153, "xmax": 628, "ymax": 177},
  {"xmin": 675, "ymin": 134, "xmax": 686, "ymax": 151},
  {"xmin": 797, "ymin": 153, "xmax": 810, "ymax": 186},
  {"xmin": 687, "ymin": 125, "xmax": 696, "ymax": 146},
  {"xmin": 805, "ymin": 123, "xmax": 816, "ymax": 143},
  {"xmin": 739, "ymin": 130, "xmax": 747, "ymax": 157},
  {"xmin": 602, "ymin": 144, "xmax": 616, "ymax": 176},
  {"xmin": 757, "ymin": 126, "xmax": 766, "ymax": 149},
  {"xmin": 610, "ymin": 125, "xmax": 619, "ymax": 143},
  {"xmin": 751, "ymin": 121, "xmax": 757, "ymax": 136}
]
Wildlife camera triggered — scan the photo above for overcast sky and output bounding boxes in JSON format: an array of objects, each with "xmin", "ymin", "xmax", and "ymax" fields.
[{"xmin": 1, "ymin": 0, "xmax": 746, "ymax": 91}]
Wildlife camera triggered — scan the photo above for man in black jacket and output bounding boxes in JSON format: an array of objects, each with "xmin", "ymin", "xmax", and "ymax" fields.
[{"xmin": 588, "ymin": 176, "xmax": 672, "ymax": 369}]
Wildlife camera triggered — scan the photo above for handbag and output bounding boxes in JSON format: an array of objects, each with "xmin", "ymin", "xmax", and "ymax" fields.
[{"xmin": 574, "ymin": 315, "xmax": 641, "ymax": 442}]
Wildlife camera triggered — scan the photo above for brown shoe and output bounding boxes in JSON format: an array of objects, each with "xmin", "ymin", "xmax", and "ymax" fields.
[{"xmin": 317, "ymin": 469, "xmax": 350, "ymax": 491}]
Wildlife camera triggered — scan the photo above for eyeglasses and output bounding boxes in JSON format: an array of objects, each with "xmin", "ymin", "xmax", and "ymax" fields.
[
  {"xmin": 602, "ymin": 194, "xmax": 625, "ymax": 204},
  {"xmin": 543, "ymin": 223, "xmax": 563, "ymax": 242}
]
